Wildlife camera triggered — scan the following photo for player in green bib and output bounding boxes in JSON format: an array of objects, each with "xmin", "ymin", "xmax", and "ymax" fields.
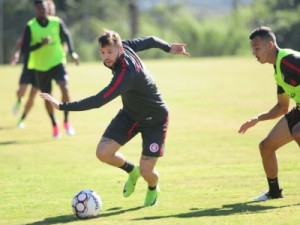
[
  {"xmin": 22, "ymin": 0, "xmax": 79, "ymax": 138},
  {"xmin": 239, "ymin": 26, "xmax": 300, "ymax": 201}
]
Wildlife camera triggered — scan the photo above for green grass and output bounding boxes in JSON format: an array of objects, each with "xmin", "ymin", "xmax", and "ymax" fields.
[{"xmin": 1, "ymin": 57, "xmax": 300, "ymax": 225}]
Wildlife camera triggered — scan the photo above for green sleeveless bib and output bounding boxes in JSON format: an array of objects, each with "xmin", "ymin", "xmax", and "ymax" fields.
[
  {"xmin": 275, "ymin": 49, "xmax": 300, "ymax": 105},
  {"xmin": 28, "ymin": 16, "xmax": 66, "ymax": 71}
]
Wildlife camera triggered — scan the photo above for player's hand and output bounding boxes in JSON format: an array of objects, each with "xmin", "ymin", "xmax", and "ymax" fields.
[
  {"xmin": 41, "ymin": 36, "xmax": 51, "ymax": 45},
  {"xmin": 71, "ymin": 52, "xmax": 80, "ymax": 65},
  {"xmin": 11, "ymin": 52, "xmax": 20, "ymax": 65},
  {"xmin": 170, "ymin": 44, "xmax": 190, "ymax": 56},
  {"xmin": 40, "ymin": 93, "xmax": 60, "ymax": 110},
  {"xmin": 238, "ymin": 117, "xmax": 259, "ymax": 134}
]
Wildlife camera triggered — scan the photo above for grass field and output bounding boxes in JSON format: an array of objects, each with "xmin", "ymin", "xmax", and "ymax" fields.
[{"xmin": 1, "ymin": 57, "xmax": 300, "ymax": 225}]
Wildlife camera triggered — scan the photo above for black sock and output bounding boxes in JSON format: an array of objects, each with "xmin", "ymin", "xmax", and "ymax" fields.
[
  {"xmin": 21, "ymin": 113, "xmax": 26, "ymax": 120},
  {"xmin": 119, "ymin": 161, "xmax": 134, "ymax": 173},
  {"xmin": 148, "ymin": 185, "xmax": 157, "ymax": 191},
  {"xmin": 267, "ymin": 177, "xmax": 280, "ymax": 195},
  {"xmin": 64, "ymin": 111, "xmax": 69, "ymax": 123},
  {"xmin": 49, "ymin": 113, "xmax": 57, "ymax": 126}
]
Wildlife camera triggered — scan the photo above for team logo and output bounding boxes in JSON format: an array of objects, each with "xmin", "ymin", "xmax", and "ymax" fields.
[{"xmin": 149, "ymin": 143, "xmax": 159, "ymax": 153}]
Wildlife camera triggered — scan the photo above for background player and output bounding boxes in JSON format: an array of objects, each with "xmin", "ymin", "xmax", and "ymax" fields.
[
  {"xmin": 11, "ymin": 0, "xmax": 57, "ymax": 128},
  {"xmin": 22, "ymin": 0, "xmax": 79, "ymax": 138},
  {"xmin": 239, "ymin": 26, "xmax": 300, "ymax": 201}
]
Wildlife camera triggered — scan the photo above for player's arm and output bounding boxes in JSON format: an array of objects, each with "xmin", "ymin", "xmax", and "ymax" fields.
[
  {"xmin": 11, "ymin": 37, "xmax": 22, "ymax": 64},
  {"xmin": 123, "ymin": 36, "xmax": 189, "ymax": 56},
  {"xmin": 22, "ymin": 25, "xmax": 50, "ymax": 54},
  {"xmin": 40, "ymin": 68, "xmax": 133, "ymax": 111},
  {"xmin": 238, "ymin": 91, "xmax": 289, "ymax": 134},
  {"xmin": 59, "ymin": 19, "xmax": 79, "ymax": 64}
]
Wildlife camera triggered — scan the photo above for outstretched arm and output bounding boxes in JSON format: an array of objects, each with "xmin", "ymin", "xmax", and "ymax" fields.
[
  {"xmin": 40, "ymin": 93, "xmax": 60, "ymax": 110},
  {"xmin": 238, "ymin": 93, "xmax": 289, "ymax": 134},
  {"xmin": 123, "ymin": 36, "xmax": 189, "ymax": 55},
  {"xmin": 59, "ymin": 19, "xmax": 80, "ymax": 65}
]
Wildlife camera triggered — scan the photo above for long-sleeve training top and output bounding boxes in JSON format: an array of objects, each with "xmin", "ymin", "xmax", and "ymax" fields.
[{"xmin": 60, "ymin": 36, "xmax": 171, "ymax": 123}]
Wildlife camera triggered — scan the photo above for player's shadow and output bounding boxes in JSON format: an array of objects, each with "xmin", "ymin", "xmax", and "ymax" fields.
[
  {"xmin": 22, "ymin": 215, "xmax": 77, "ymax": 225},
  {"xmin": 133, "ymin": 202, "xmax": 300, "ymax": 220},
  {"xmin": 0, "ymin": 140, "xmax": 18, "ymax": 146},
  {"xmin": 22, "ymin": 206, "xmax": 144, "ymax": 225},
  {"xmin": 100, "ymin": 206, "xmax": 144, "ymax": 217}
]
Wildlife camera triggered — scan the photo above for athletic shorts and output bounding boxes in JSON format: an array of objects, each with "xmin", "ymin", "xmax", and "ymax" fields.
[
  {"xmin": 35, "ymin": 64, "xmax": 69, "ymax": 93},
  {"xmin": 19, "ymin": 66, "xmax": 38, "ymax": 87},
  {"xmin": 285, "ymin": 107, "xmax": 300, "ymax": 134},
  {"xmin": 102, "ymin": 110, "xmax": 169, "ymax": 157}
]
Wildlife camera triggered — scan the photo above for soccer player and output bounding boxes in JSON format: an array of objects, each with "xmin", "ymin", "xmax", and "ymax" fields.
[
  {"xmin": 239, "ymin": 26, "xmax": 300, "ymax": 201},
  {"xmin": 40, "ymin": 29, "xmax": 189, "ymax": 206},
  {"xmin": 23, "ymin": 0, "xmax": 79, "ymax": 138},
  {"xmin": 11, "ymin": 0, "xmax": 57, "ymax": 128}
]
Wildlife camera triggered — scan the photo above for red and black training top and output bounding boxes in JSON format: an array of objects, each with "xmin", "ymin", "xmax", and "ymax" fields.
[{"xmin": 59, "ymin": 36, "xmax": 171, "ymax": 122}]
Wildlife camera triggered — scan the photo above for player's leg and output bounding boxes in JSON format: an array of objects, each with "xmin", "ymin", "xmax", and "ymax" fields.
[
  {"xmin": 13, "ymin": 64, "xmax": 33, "ymax": 115},
  {"xmin": 96, "ymin": 137, "xmax": 124, "ymax": 166},
  {"xmin": 252, "ymin": 115, "xmax": 293, "ymax": 201},
  {"xmin": 13, "ymin": 69, "xmax": 29, "ymax": 115},
  {"xmin": 36, "ymin": 71, "xmax": 60, "ymax": 138},
  {"xmin": 13, "ymin": 84, "xmax": 28, "ymax": 116},
  {"xmin": 96, "ymin": 136, "xmax": 140, "ymax": 197},
  {"xmin": 140, "ymin": 116, "xmax": 168, "ymax": 206},
  {"xmin": 98, "ymin": 110, "xmax": 140, "ymax": 197},
  {"xmin": 140, "ymin": 155, "xmax": 160, "ymax": 206},
  {"xmin": 54, "ymin": 64, "xmax": 74, "ymax": 135},
  {"xmin": 16, "ymin": 84, "xmax": 28, "ymax": 102},
  {"xmin": 17, "ymin": 70, "xmax": 39, "ymax": 127},
  {"xmin": 17, "ymin": 86, "xmax": 39, "ymax": 128}
]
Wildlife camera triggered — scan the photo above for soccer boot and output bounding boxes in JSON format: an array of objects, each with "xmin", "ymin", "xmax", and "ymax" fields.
[
  {"xmin": 64, "ymin": 122, "xmax": 75, "ymax": 136},
  {"xmin": 123, "ymin": 165, "xmax": 140, "ymax": 197},
  {"xmin": 250, "ymin": 188, "xmax": 283, "ymax": 202},
  {"xmin": 17, "ymin": 119, "xmax": 25, "ymax": 128},
  {"xmin": 144, "ymin": 185, "xmax": 160, "ymax": 207},
  {"xmin": 53, "ymin": 125, "xmax": 61, "ymax": 139}
]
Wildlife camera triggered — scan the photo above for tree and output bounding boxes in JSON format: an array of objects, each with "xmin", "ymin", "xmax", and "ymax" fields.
[{"xmin": 128, "ymin": 0, "xmax": 139, "ymax": 38}]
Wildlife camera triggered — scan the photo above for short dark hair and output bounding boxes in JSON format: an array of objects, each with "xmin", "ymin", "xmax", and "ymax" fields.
[
  {"xmin": 249, "ymin": 26, "xmax": 276, "ymax": 42},
  {"xmin": 98, "ymin": 29, "xmax": 122, "ymax": 48},
  {"xmin": 34, "ymin": 0, "xmax": 45, "ymax": 5}
]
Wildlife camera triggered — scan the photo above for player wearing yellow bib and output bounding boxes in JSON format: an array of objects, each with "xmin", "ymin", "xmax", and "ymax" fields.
[
  {"xmin": 239, "ymin": 26, "xmax": 300, "ymax": 201},
  {"xmin": 23, "ymin": 0, "xmax": 79, "ymax": 138},
  {"xmin": 11, "ymin": 0, "xmax": 59, "ymax": 129}
]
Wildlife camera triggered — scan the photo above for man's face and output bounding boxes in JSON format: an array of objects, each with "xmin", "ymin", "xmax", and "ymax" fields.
[
  {"xmin": 35, "ymin": 2, "xmax": 47, "ymax": 19},
  {"xmin": 250, "ymin": 36, "xmax": 273, "ymax": 64},
  {"xmin": 99, "ymin": 45, "xmax": 120, "ymax": 68}
]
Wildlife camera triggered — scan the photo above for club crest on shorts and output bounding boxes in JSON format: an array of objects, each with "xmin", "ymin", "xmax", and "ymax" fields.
[{"xmin": 149, "ymin": 143, "xmax": 159, "ymax": 153}]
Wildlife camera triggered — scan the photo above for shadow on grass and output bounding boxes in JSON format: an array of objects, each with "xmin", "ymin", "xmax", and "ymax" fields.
[
  {"xmin": 23, "ymin": 215, "xmax": 77, "ymax": 225},
  {"xmin": 133, "ymin": 202, "xmax": 300, "ymax": 220},
  {"xmin": 100, "ymin": 206, "xmax": 144, "ymax": 217},
  {"xmin": 0, "ymin": 141, "xmax": 18, "ymax": 145},
  {"xmin": 23, "ymin": 206, "xmax": 144, "ymax": 225}
]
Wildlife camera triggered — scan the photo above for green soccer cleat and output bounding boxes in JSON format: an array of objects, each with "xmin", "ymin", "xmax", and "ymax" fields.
[
  {"xmin": 123, "ymin": 165, "xmax": 140, "ymax": 198},
  {"xmin": 144, "ymin": 185, "xmax": 160, "ymax": 207}
]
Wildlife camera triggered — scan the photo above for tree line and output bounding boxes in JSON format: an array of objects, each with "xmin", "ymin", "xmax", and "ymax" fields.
[{"xmin": 1, "ymin": 0, "xmax": 300, "ymax": 64}]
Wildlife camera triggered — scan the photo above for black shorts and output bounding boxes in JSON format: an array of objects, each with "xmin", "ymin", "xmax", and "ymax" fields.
[
  {"xmin": 103, "ymin": 110, "xmax": 169, "ymax": 157},
  {"xmin": 35, "ymin": 64, "xmax": 69, "ymax": 93},
  {"xmin": 19, "ymin": 65, "xmax": 38, "ymax": 87},
  {"xmin": 285, "ymin": 107, "xmax": 300, "ymax": 134}
]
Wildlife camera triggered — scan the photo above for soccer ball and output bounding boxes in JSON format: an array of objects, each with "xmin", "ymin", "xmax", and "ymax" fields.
[{"xmin": 71, "ymin": 189, "xmax": 102, "ymax": 219}]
